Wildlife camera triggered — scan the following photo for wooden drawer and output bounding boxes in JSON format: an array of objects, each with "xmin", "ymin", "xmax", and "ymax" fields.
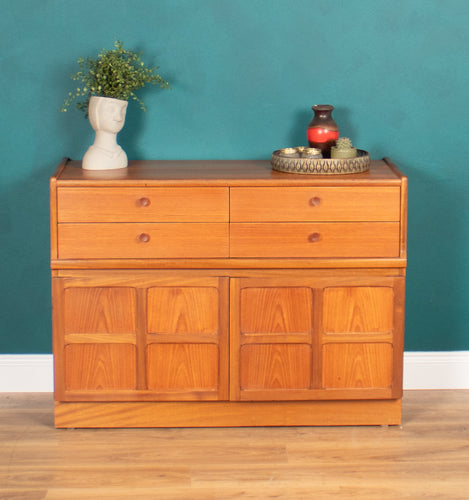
[
  {"xmin": 58, "ymin": 223, "xmax": 229, "ymax": 259},
  {"xmin": 230, "ymin": 187, "xmax": 400, "ymax": 222},
  {"xmin": 57, "ymin": 187, "xmax": 229, "ymax": 222},
  {"xmin": 230, "ymin": 223, "xmax": 400, "ymax": 258}
]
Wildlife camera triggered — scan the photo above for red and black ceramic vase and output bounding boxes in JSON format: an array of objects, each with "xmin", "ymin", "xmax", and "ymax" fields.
[{"xmin": 307, "ymin": 104, "xmax": 339, "ymax": 157}]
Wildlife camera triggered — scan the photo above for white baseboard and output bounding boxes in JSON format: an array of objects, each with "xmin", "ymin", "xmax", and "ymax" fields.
[
  {"xmin": 403, "ymin": 351, "xmax": 469, "ymax": 389},
  {"xmin": 0, "ymin": 355, "xmax": 54, "ymax": 392},
  {"xmin": 0, "ymin": 352, "xmax": 468, "ymax": 392}
]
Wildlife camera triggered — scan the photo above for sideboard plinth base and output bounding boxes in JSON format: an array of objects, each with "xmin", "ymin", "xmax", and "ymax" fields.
[{"xmin": 54, "ymin": 399, "xmax": 402, "ymax": 428}]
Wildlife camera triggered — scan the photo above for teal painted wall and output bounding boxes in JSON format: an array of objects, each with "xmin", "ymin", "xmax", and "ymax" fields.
[{"xmin": 1, "ymin": 0, "xmax": 468, "ymax": 353}]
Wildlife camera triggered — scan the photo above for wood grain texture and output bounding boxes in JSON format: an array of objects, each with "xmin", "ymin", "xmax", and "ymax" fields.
[
  {"xmin": 51, "ymin": 159, "xmax": 407, "ymax": 426},
  {"xmin": 239, "ymin": 344, "xmax": 312, "ymax": 390},
  {"xmin": 230, "ymin": 222, "xmax": 400, "ymax": 258},
  {"xmin": 147, "ymin": 286, "xmax": 219, "ymax": 335},
  {"xmin": 240, "ymin": 287, "xmax": 313, "ymax": 334},
  {"xmin": 64, "ymin": 287, "xmax": 136, "ymax": 334},
  {"xmin": 2, "ymin": 391, "xmax": 468, "ymax": 498},
  {"xmin": 55, "ymin": 159, "xmax": 404, "ymax": 186},
  {"xmin": 58, "ymin": 222, "xmax": 230, "ymax": 259},
  {"xmin": 146, "ymin": 344, "xmax": 219, "ymax": 391},
  {"xmin": 53, "ymin": 398, "xmax": 402, "ymax": 428},
  {"xmin": 229, "ymin": 275, "xmax": 404, "ymax": 403},
  {"xmin": 52, "ymin": 256, "xmax": 408, "ymax": 270},
  {"xmin": 385, "ymin": 157, "xmax": 408, "ymax": 259},
  {"xmin": 54, "ymin": 274, "xmax": 229, "ymax": 402},
  {"xmin": 323, "ymin": 286, "xmax": 394, "ymax": 333},
  {"xmin": 230, "ymin": 186, "xmax": 400, "ymax": 222},
  {"xmin": 322, "ymin": 343, "xmax": 393, "ymax": 389},
  {"xmin": 64, "ymin": 344, "xmax": 136, "ymax": 390},
  {"xmin": 57, "ymin": 186, "xmax": 229, "ymax": 222}
]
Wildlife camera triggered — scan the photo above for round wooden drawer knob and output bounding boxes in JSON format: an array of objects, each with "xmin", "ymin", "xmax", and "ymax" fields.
[
  {"xmin": 138, "ymin": 197, "xmax": 151, "ymax": 207},
  {"xmin": 138, "ymin": 233, "xmax": 151, "ymax": 243},
  {"xmin": 308, "ymin": 232, "xmax": 321, "ymax": 243},
  {"xmin": 309, "ymin": 197, "xmax": 321, "ymax": 207}
]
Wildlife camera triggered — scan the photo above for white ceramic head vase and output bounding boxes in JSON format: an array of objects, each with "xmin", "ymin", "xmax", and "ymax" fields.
[{"xmin": 82, "ymin": 96, "xmax": 128, "ymax": 170}]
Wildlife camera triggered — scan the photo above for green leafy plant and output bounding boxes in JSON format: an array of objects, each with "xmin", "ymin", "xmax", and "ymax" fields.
[{"xmin": 61, "ymin": 40, "xmax": 169, "ymax": 115}]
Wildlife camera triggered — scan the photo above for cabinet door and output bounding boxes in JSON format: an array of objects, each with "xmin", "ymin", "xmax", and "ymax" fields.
[
  {"xmin": 53, "ymin": 281, "xmax": 138, "ymax": 399},
  {"xmin": 320, "ymin": 282, "xmax": 404, "ymax": 399},
  {"xmin": 146, "ymin": 276, "xmax": 229, "ymax": 400},
  {"xmin": 230, "ymin": 277, "xmax": 316, "ymax": 401},
  {"xmin": 230, "ymin": 275, "xmax": 404, "ymax": 401},
  {"xmin": 52, "ymin": 273, "xmax": 229, "ymax": 401}
]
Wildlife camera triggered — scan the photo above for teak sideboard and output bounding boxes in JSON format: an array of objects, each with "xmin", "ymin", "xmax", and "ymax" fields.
[{"xmin": 50, "ymin": 158, "xmax": 407, "ymax": 428}]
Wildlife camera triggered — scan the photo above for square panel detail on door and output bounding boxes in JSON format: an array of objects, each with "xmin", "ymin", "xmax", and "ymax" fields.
[
  {"xmin": 147, "ymin": 287, "xmax": 219, "ymax": 335},
  {"xmin": 321, "ymin": 285, "xmax": 397, "ymax": 395},
  {"xmin": 322, "ymin": 343, "xmax": 393, "ymax": 389},
  {"xmin": 233, "ymin": 283, "xmax": 314, "ymax": 400},
  {"xmin": 240, "ymin": 287, "xmax": 313, "ymax": 334},
  {"xmin": 147, "ymin": 344, "xmax": 219, "ymax": 391},
  {"xmin": 64, "ymin": 287, "xmax": 136, "ymax": 334},
  {"xmin": 146, "ymin": 282, "xmax": 228, "ymax": 400},
  {"xmin": 323, "ymin": 286, "xmax": 394, "ymax": 333},
  {"xmin": 240, "ymin": 344, "xmax": 312, "ymax": 390},
  {"xmin": 61, "ymin": 287, "xmax": 137, "ymax": 394},
  {"xmin": 65, "ymin": 344, "xmax": 136, "ymax": 390}
]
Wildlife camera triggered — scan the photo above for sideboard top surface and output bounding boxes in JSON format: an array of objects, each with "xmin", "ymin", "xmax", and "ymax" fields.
[{"xmin": 53, "ymin": 159, "xmax": 405, "ymax": 187}]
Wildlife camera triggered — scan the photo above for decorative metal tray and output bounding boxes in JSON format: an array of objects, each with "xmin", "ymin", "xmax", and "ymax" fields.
[{"xmin": 271, "ymin": 148, "xmax": 370, "ymax": 175}]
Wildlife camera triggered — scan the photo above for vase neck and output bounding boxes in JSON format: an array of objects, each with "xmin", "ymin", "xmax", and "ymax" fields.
[
  {"xmin": 313, "ymin": 104, "xmax": 334, "ymax": 117},
  {"xmin": 93, "ymin": 130, "xmax": 120, "ymax": 152}
]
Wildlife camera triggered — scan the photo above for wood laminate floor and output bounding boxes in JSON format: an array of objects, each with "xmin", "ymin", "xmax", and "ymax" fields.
[{"xmin": 1, "ymin": 391, "xmax": 468, "ymax": 499}]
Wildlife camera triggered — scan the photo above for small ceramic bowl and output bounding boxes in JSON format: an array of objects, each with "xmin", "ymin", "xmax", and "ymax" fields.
[
  {"xmin": 279, "ymin": 148, "xmax": 298, "ymax": 156},
  {"xmin": 301, "ymin": 148, "xmax": 322, "ymax": 158}
]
